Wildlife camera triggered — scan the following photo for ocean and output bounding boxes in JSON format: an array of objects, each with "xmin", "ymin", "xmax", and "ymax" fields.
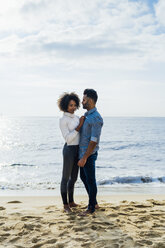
[{"xmin": 0, "ymin": 116, "xmax": 165, "ymax": 196}]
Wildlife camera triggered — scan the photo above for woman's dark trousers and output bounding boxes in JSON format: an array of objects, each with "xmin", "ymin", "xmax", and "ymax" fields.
[{"xmin": 60, "ymin": 144, "xmax": 79, "ymax": 205}]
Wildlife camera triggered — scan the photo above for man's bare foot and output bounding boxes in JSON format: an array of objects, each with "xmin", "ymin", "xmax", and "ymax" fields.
[
  {"xmin": 95, "ymin": 204, "xmax": 99, "ymax": 209},
  {"xmin": 64, "ymin": 204, "xmax": 72, "ymax": 213},
  {"xmin": 69, "ymin": 202, "xmax": 79, "ymax": 208},
  {"xmin": 84, "ymin": 204, "xmax": 99, "ymax": 209},
  {"xmin": 78, "ymin": 208, "xmax": 95, "ymax": 216}
]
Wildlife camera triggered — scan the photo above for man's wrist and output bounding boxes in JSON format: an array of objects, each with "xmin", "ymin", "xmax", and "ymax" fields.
[{"xmin": 83, "ymin": 154, "xmax": 88, "ymax": 160}]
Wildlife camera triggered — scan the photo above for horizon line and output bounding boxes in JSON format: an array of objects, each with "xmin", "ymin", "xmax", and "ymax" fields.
[{"xmin": 1, "ymin": 115, "xmax": 165, "ymax": 118}]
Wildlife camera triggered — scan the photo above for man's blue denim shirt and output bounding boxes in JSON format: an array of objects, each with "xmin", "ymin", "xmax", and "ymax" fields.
[{"xmin": 79, "ymin": 107, "xmax": 103, "ymax": 159}]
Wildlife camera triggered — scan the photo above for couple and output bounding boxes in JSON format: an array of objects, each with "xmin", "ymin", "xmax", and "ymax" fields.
[{"xmin": 58, "ymin": 89, "xmax": 103, "ymax": 215}]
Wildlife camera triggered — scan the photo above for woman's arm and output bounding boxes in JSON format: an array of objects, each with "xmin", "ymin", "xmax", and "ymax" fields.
[{"xmin": 59, "ymin": 118, "xmax": 79, "ymax": 144}]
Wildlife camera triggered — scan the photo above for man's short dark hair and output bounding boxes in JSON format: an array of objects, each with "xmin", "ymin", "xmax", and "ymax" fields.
[
  {"xmin": 84, "ymin": 89, "xmax": 98, "ymax": 103},
  {"xmin": 57, "ymin": 92, "xmax": 80, "ymax": 112}
]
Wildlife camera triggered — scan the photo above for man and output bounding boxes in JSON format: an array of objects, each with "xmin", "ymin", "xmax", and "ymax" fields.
[{"xmin": 78, "ymin": 89, "xmax": 103, "ymax": 214}]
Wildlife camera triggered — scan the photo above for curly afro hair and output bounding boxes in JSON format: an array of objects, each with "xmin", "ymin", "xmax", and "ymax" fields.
[{"xmin": 57, "ymin": 92, "xmax": 80, "ymax": 112}]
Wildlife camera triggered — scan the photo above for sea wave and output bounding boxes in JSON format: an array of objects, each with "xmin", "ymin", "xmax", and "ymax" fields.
[
  {"xmin": 0, "ymin": 181, "xmax": 57, "ymax": 190},
  {"xmin": 101, "ymin": 141, "xmax": 164, "ymax": 151},
  {"xmin": 96, "ymin": 166, "xmax": 115, "ymax": 168},
  {"xmin": 10, "ymin": 163, "xmax": 35, "ymax": 167},
  {"xmin": 97, "ymin": 176, "xmax": 165, "ymax": 185}
]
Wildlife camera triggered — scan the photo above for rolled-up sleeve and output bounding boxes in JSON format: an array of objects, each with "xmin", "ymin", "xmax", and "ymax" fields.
[
  {"xmin": 90, "ymin": 118, "xmax": 103, "ymax": 143},
  {"xmin": 59, "ymin": 118, "xmax": 78, "ymax": 144}
]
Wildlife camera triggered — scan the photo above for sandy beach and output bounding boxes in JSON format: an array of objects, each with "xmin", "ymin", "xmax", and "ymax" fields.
[{"xmin": 0, "ymin": 195, "xmax": 165, "ymax": 248}]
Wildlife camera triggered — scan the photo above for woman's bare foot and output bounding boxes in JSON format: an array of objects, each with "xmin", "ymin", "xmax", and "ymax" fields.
[
  {"xmin": 69, "ymin": 202, "xmax": 79, "ymax": 208},
  {"xmin": 64, "ymin": 204, "xmax": 72, "ymax": 213}
]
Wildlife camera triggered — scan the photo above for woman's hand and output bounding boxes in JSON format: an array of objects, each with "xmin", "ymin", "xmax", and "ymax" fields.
[
  {"xmin": 75, "ymin": 116, "xmax": 85, "ymax": 132},
  {"xmin": 79, "ymin": 116, "xmax": 85, "ymax": 127}
]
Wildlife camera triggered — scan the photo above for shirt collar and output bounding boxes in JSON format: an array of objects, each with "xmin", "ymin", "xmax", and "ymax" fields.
[
  {"xmin": 64, "ymin": 112, "xmax": 75, "ymax": 118},
  {"xmin": 85, "ymin": 107, "xmax": 97, "ymax": 116}
]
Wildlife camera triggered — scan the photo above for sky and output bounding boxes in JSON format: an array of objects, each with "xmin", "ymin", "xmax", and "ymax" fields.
[{"xmin": 0, "ymin": 0, "xmax": 165, "ymax": 117}]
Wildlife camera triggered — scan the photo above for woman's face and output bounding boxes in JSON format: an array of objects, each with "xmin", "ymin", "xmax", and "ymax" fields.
[{"xmin": 67, "ymin": 100, "xmax": 77, "ymax": 114}]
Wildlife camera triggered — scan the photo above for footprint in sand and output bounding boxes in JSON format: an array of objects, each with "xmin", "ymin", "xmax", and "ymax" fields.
[
  {"xmin": 33, "ymin": 238, "xmax": 57, "ymax": 247},
  {"xmin": 118, "ymin": 211, "xmax": 129, "ymax": 216},
  {"xmin": 0, "ymin": 216, "xmax": 7, "ymax": 220},
  {"xmin": 45, "ymin": 205, "xmax": 56, "ymax": 210},
  {"xmin": 72, "ymin": 225, "xmax": 88, "ymax": 232},
  {"xmin": 31, "ymin": 237, "xmax": 42, "ymax": 244},
  {"xmin": 108, "ymin": 213, "xmax": 118, "ymax": 218},
  {"xmin": 0, "ymin": 232, "xmax": 11, "ymax": 242},
  {"xmin": 9, "ymin": 236, "xmax": 20, "ymax": 243},
  {"xmin": 152, "ymin": 222, "xmax": 165, "ymax": 228},
  {"xmin": 95, "ymin": 236, "xmax": 122, "ymax": 248},
  {"xmin": 81, "ymin": 241, "xmax": 92, "ymax": 247},
  {"xmin": 2, "ymin": 225, "xmax": 13, "ymax": 232},
  {"xmin": 0, "ymin": 207, "xmax": 6, "ymax": 210},
  {"xmin": 135, "ymin": 239, "xmax": 153, "ymax": 246},
  {"xmin": 79, "ymin": 220, "xmax": 88, "ymax": 225},
  {"xmin": 159, "ymin": 219, "xmax": 165, "ymax": 223},
  {"xmin": 137, "ymin": 215, "xmax": 151, "ymax": 222},
  {"xmin": 53, "ymin": 241, "xmax": 66, "ymax": 248},
  {"xmin": 31, "ymin": 243, "xmax": 44, "ymax": 248},
  {"xmin": 24, "ymin": 223, "xmax": 37, "ymax": 230},
  {"xmin": 122, "ymin": 207, "xmax": 134, "ymax": 211},
  {"xmin": 133, "ymin": 203, "xmax": 153, "ymax": 208},
  {"xmin": 14, "ymin": 222, "xmax": 25, "ymax": 230},
  {"xmin": 21, "ymin": 216, "xmax": 42, "ymax": 221},
  {"xmin": 14, "ymin": 246, "xmax": 25, "ymax": 248},
  {"xmin": 121, "ymin": 236, "xmax": 135, "ymax": 248},
  {"xmin": 153, "ymin": 242, "xmax": 165, "ymax": 248},
  {"xmin": 151, "ymin": 212, "xmax": 165, "ymax": 216},
  {"xmin": 49, "ymin": 223, "xmax": 59, "ymax": 234},
  {"xmin": 147, "ymin": 199, "xmax": 165, "ymax": 206},
  {"xmin": 59, "ymin": 230, "xmax": 70, "ymax": 237},
  {"xmin": 121, "ymin": 200, "xmax": 128, "ymax": 203},
  {"xmin": 7, "ymin": 201, "xmax": 22, "ymax": 204},
  {"xmin": 10, "ymin": 212, "xmax": 22, "ymax": 217},
  {"xmin": 49, "ymin": 223, "xmax": 69, "ymax": 236},
  {"xmin": 67, "ymin": 215, "xmax": 76, "ymax": 221},
  {"xmin": 140, "ymin": 230, "xmax": 163, "ymax": 238},
  {"xmin": 110, "ymin": 206, "xmax": 120, "ymax": 210},
  {"xmin": 93, "ymin": 240, "xmax": 107, "ymax": 247}
]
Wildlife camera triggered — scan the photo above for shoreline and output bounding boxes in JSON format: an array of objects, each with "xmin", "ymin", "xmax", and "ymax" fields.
[
  {"xmin": 0, "ymin": 194, "xmax": 165, "ymax": 204},
  {"xmin": 1, "ymin": 184, "xmax": 165, "ymax": 197}
]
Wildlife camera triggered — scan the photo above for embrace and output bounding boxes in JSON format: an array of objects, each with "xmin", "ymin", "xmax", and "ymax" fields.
[{"xmin": 57, "ymin": 89, "xmax": 103, "ymax": 215}]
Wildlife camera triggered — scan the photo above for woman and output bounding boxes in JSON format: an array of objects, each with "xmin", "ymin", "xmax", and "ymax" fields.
[{"xmin": 57, "ymin": 92, "xmax": 85, "ymax": 213}]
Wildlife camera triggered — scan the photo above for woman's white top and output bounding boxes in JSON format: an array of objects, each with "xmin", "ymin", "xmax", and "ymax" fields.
[{"xmin": 59, "ymin": 112, "xmax": 80, "ymax": 145}]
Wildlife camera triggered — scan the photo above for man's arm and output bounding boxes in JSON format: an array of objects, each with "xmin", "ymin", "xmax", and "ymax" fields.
[
  {"xmin": 78, "ymin": 141, "xmax": 97, "ymax": 167},
  {"xmin": 78, "ymin": 116, "xmax": 103, "ymax": 167}
]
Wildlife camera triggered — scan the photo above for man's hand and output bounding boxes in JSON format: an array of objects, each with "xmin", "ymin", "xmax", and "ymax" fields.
[
  {"xmin": 78, "ymin": 157, "xmax": 87, "ymax": 167},
  {"xmin": 78, "ymin": 141, "xmax": 97, "ymax": 167}
]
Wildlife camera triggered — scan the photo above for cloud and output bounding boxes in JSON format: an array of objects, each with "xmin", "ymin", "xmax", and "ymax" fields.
[
  {"xmin": 155, "ymin": 0, "xmax": 165, "ymax": 26},
  {"xmin": 0, "ymin": 0, "xmax": 164, "ymax": 70},
  {"xmin": 0, "ymin": 0, "xmax": 165, "ymax": 116}
]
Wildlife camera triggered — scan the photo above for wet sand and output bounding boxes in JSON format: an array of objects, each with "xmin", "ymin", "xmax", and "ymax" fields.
[{"xmin": 0, "ymin": 195, "xmax": 165, "ymax": 248}]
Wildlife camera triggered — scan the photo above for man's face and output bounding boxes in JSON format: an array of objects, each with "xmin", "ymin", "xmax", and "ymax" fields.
[{"xmin": 82, "ymin": 94, "xmax": 90, "ymax": 109}]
